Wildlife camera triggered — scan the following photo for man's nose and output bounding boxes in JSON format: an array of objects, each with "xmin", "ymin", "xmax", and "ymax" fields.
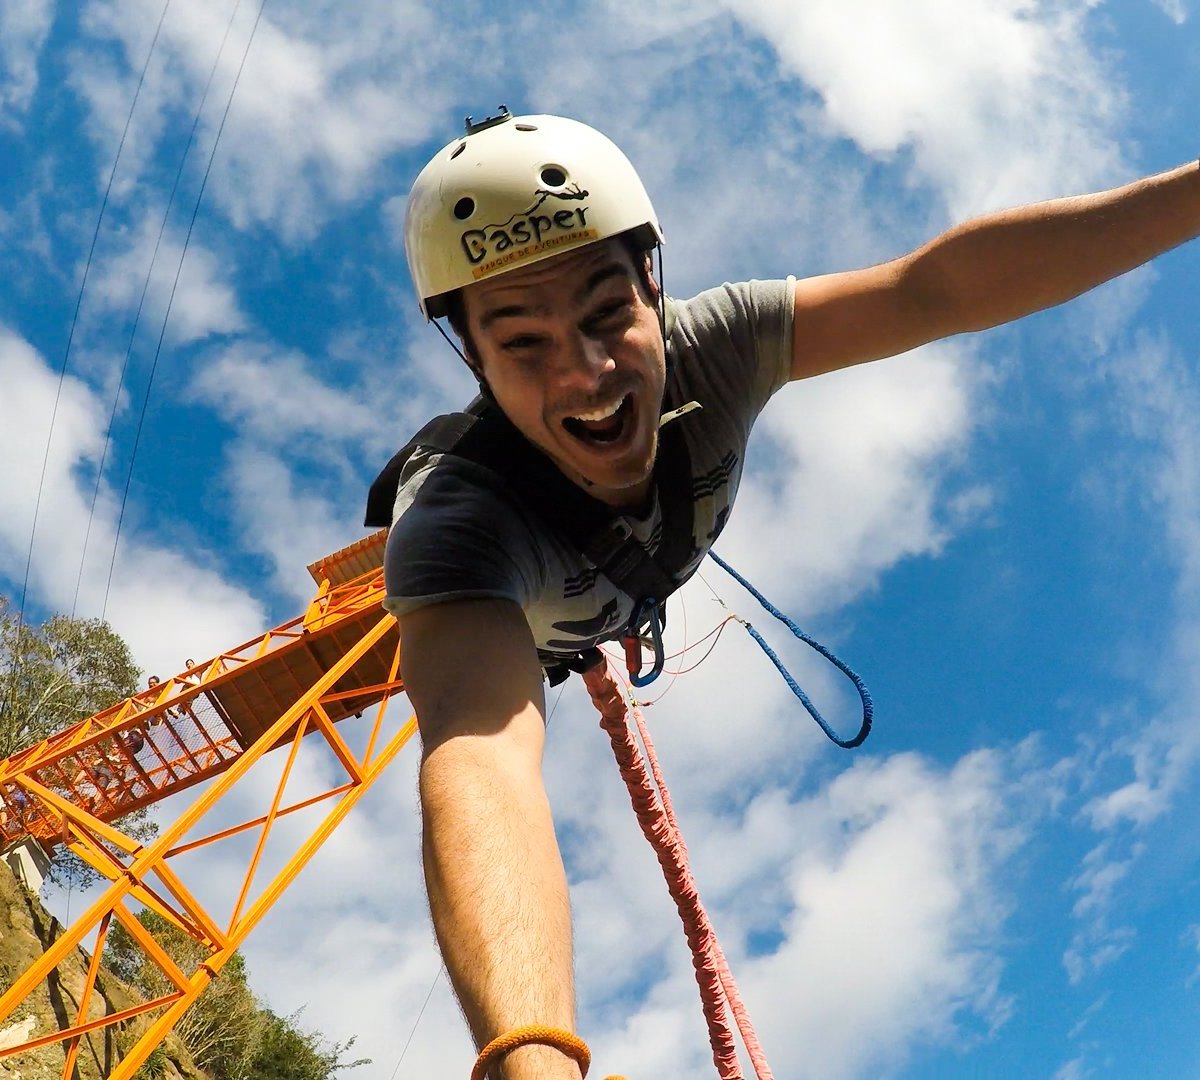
[{"xmin": 553, "ymin": 329, "xmax": 615, "ymax": 387}]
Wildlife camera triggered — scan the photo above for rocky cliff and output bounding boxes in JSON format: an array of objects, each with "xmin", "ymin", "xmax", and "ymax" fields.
[{"xmin": 0, "ymin": 857, "xmax": 204, "ymax": 1080}]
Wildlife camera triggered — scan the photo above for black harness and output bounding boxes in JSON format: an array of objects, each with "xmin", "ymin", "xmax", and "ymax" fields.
[{"xmin": 365, "ymin": 395, "xmax": 698, "ymax": 685}]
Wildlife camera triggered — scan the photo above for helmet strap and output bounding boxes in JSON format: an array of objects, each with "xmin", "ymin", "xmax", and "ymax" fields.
[
  {"xmin": 433, "ymin": 317, "xmax": 497, "ymax": 401},
  {"xmin": 432, "ymin": 316, "xmax": 469, "ymax": 366},
  {"xmin": 655, "ymin": 242, "xmax": 667, "ymax": 346}
]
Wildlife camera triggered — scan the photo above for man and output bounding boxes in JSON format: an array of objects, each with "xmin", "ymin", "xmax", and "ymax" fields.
[{"xmin": 378, "ymin": 109, "xmax": 1199, "ymax": 1078}]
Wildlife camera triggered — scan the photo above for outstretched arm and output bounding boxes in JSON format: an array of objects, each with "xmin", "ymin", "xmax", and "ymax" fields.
[
  {"xmin": 400, "ymin": 598, "xmax": 581, "ymax": 1080},
  {"xmin": 790, "ymin": 159, "xmax": 1200, "ymax": 380}
]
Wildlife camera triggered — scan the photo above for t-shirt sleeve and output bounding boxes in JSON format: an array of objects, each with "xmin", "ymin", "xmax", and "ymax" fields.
[
  {"xmin": 381, "ymin": 451, "xmax": 547, "ymax": 620},
  {"xmin": 671, "ymin": 277, "xmax": 795, "ymax": 426}
]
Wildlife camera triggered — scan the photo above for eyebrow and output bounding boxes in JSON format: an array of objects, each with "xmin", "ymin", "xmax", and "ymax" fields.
[
  {"xmin": 582, "ymin": 262, "xmax": 630, "ymax": 295},
  {"xmin": 479, "ymin": 303, "xmax": 539, "ymax": 331},
  {"xmin": 477, "ymin": 261, "xmax": 633, "ymax": 332}
]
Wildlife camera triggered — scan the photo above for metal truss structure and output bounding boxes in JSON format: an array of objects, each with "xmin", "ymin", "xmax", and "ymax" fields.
[{"xmin": 0, "ymin": 531, "xmax": 414, "ymax": 1079}]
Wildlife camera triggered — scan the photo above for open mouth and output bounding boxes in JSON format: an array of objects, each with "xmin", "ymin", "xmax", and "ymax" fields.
[{"xmin": 562, "ymin": 393, "xmax": 633, "ymax": 447}]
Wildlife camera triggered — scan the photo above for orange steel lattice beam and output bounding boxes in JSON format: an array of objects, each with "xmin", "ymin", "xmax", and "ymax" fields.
[{"xmin": 0, "ymin": 531, "xmax": 417, "ymax": 1080}]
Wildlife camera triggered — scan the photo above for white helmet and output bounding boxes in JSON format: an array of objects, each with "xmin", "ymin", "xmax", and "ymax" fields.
[{"xmin": 404, "ymin": 108, "xmax": 663, "ymax": 320}]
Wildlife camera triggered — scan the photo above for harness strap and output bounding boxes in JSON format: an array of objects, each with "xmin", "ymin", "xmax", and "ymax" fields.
[
  {"xmin": 366, "ymin": 396, "xmax": 699, "ymax": 681},
  {"xmin": 365, "ymin": 403, "xmax": 486, "ymax": 530}
]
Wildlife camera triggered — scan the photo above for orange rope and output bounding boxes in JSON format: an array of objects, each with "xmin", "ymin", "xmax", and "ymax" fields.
[
  {"xmin": 470, "ymin": 1025, "xmax": 590, "ymax": 1080},
  {"xmin": 603, "ymin": 610, "xmax": 735, "ymax": 708},
  {"xmin": 583, "ymin": 657, "xmax": 774, "ymax": 1080}
]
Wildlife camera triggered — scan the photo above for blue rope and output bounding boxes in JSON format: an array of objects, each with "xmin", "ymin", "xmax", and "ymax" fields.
[{"xmin": 707, "ymin": 550, "xmax": 874, "ymax": 749}]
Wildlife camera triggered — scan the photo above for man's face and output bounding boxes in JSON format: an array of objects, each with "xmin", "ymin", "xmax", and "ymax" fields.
[{"xmin": 462, "ymin": 239, "xmax": 666, "ymax": 508}]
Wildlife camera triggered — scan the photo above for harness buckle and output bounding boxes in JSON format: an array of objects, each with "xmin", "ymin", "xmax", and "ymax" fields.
[{"xmin": 588, "ymin": 517, "xmax": 635, "ymax": 571}]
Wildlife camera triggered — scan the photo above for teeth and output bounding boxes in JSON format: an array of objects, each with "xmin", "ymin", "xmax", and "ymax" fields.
[{"xmin": 570, "ymin": 396, "xmax": 624, "ymax": 423}]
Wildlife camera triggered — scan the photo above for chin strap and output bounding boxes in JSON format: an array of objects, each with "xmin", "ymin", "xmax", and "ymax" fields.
[{"xmin": 658, "ymin": 399, "xmax": 701, "ymax": 429}]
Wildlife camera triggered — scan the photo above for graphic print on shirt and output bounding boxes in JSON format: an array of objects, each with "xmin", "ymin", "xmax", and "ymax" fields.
[
  {"xmin": 547, "ymin": 597, "xmax": 624, "ymax": 651},
  {"xmin": 563, "ymin": 567, "xmax": 599, "ymax": 599},
  {"xmin": 708, "ymin": 505, "xmax": 731, "ymax": 544},
  {"xmin": 693, "ymin": 451, "xmax": 737, "ymax": 500}
]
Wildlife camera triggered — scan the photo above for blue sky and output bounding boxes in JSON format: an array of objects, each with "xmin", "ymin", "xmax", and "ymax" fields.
[{"xmin": 2, "ymin": 1, "xmax": 1200, "ymax": 1077}]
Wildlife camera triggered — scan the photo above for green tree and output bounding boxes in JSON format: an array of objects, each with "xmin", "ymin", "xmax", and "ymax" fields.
[
  {"xmin": 0, "ymin": 597, "xmax": 142, "ymax": 756},
  {"xmin": 107, "ymin": 911, "xmax": 263, "ymax": 1079},
  {"xmin": 247, "ymin": 1009, "xmax": 369, "ymax": 1080},
  {"xmin": 106, "ymin": 910, "xmax": 367, "ymax": 1080},
  {"xmin": 0, "ymin": 596, "xmax": 157, "ymax": 885},
  {"xmin": 133, "ymin": 1044, "xmax": 169, "ymax": 1079}
]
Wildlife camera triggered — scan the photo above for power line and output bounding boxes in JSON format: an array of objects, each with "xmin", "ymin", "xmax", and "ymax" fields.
[
  {"xmin": 102, "ymin": 0, "xmax": 269, "ymax": 619},
  {"xmin": 74, "ymin": 0, "xmax": 247, "ymax": 617},
  {"xmin": 4, "ymin": 0, "xmax": 173, "ymax": 719},
  {"xmin": 388, "ymin": 963, "xmax": 445, "ymax": 1080}
]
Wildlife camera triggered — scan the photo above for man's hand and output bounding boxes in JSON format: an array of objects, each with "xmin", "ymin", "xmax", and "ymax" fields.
[
  {"xmin": 790, "ymin": 159, "xmax": 1200, "ymax": 380},
  {"xmin": 399, "ymin": 598, "xmax": 583, "ymax": 1079}
]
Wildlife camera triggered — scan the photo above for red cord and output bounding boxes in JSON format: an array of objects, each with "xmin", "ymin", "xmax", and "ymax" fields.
[{"xmin": 583, "ymin": 659, "xmax": 774, "ymax": 1079}]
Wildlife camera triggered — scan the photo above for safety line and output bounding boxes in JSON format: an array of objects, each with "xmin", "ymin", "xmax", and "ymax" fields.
[
  {"xmin": 73, "ymin": 0, "xmax": 247, "ymax": 618},
  {"xmin": 707, "ymin": 550, "xmax": 873, "ymax": 749},
  {"xmin": 102, "ymin": 0, "xmax": 269, "ymax": 618},
  {"xmin": 661, "ymin": 615, "xmax": 737, "ymax": 679}
]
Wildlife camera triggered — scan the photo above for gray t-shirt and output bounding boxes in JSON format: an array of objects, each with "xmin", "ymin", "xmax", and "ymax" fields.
[{"xmin": 382, "ymin": 277, "xmax": 796, "ymax": 665}]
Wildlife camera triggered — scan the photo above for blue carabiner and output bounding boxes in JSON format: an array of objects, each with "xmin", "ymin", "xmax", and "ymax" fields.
[{"xmin": 623, "ymin": 597, "xmax": 665, "ymax": 687}]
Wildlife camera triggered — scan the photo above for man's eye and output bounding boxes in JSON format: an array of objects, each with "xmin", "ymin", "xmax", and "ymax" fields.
[
  {"xmin": 502, "ymin": 334, "xmax": 543, "ymax": 351},
  {"xmin": 586, "ymin": 300, "xmax": 631, "ymax": 330}
]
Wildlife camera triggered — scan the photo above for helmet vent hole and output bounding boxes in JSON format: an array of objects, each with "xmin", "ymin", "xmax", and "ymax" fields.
[
  {"xmin": 450, "ymin": 142, "xmax": 466, "ymax": 160},
  {"xmin": 516, "ymin": 123, "xmax": 538, "ymax": 132},
  {"xmin": 453, "ymin": 196, "xmax": 475, "ymax": 220},
  {"xmin": 540, "ymin": 165, "xmax": 567, "ymax": 188}
]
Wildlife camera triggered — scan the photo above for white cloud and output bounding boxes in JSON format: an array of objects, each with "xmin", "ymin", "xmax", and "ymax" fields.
[
  {"xmin": 220, "ymin": 442, "xmax": 362, "ymax": 606},
  {"xmin": 1063, "ymin": 924, "xmax": 1136, "ymax": 987},
  {"xmin": 1069, "ymin": 840, "xmax": 1141, "ymax": 921},
  {"xmin": 187, "ymin": 320, "xmax": 479, "ymax": 454},
  {"xmin": 1055, "ymin": 332, "xmax": 1200, "ymax": 987},
  {"xmin": 186, "ymin": 335, "xmax": 478, "ymax": 605},
  {"xmin": 0, "ymin": 324, "xmax": 265, "ymax": 678},
  {"xmin": 724, "ymin": 341, "xmax": 986, "ymax": 618},
  {"xmin": 1065, "ymin": 992, "xmax": 1110, "ymax": 1043},
  {"xmin": 0, "ymin": 0, "xmax": 53, "ymax": 123},
  {"xmin": 565, "ymin": 748, "xmax": 1036, "ymax": 1078},
  {"xmin": 732, "ymin": 751, "xmax": 1024, "ymax": 1077},
  {"xmin": 1053, "ymin": 1058, "xmax": 1087, "ymax": 1080},
  {"xmin": 1152, "ymin": 0, "xmax": 1188, "ymax": 23},
  {"xmin": 1184, "ymin": 924, "xmax": 1200, "ymax": 986},
  {"xmin": 87, "ymin": 209, "xmax": 245, "ymax": 346},
  {"xmin": 720, "ymin": 0, "xmax": 1126, "ymax": 218},
  {"xmin": 188, "ymin": 343, "xmax": 386, "ymax": 452},
  {"xmin": 72, "ymin": 0, "xmax": 489, "ymax": 240}
]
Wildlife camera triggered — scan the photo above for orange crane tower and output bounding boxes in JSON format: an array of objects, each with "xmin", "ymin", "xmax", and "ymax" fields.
[{"xmin": 0, "ymin": 530, "xmax": 412, "ymax": 1079}]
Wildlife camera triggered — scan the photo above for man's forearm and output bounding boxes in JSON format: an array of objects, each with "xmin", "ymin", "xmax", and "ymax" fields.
[
  {"xmin": 915, "ymin": 159, "xmax": 1200, "ymax": 334},
  {"xmin": 420, "ymin": 726, "xmax": 580, "ymax": 1079}
]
